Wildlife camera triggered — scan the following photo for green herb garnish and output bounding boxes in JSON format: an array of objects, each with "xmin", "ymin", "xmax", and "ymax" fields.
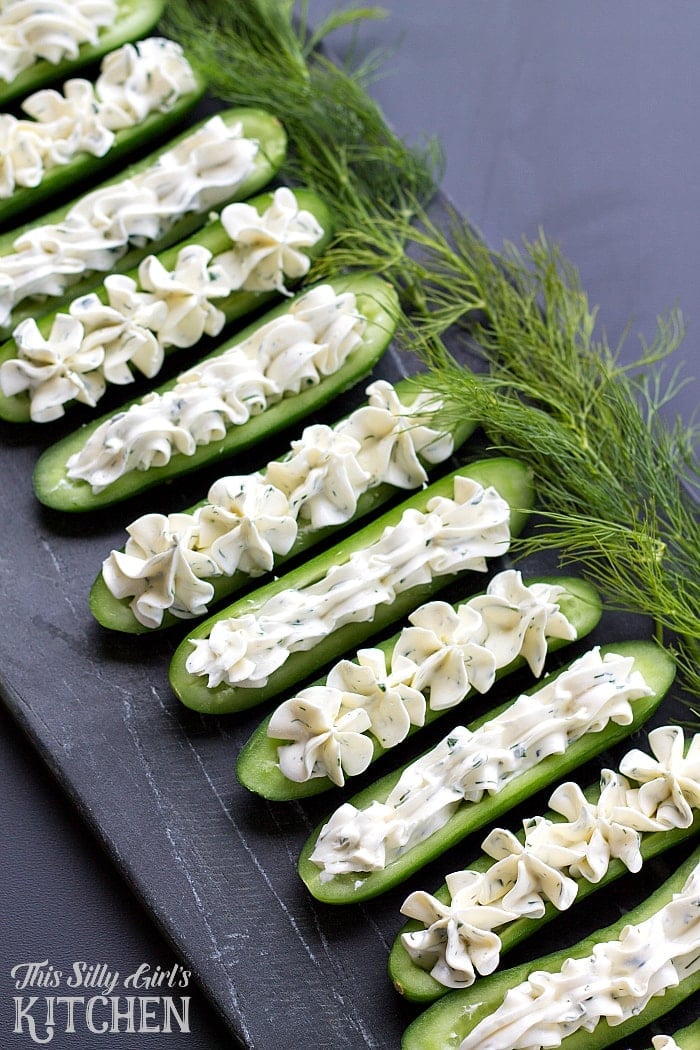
[
  {"xmin": 163, "ymin": 0, "xmax": 699, "ymax": 711},
  {"xmin": 161, "ymin": 0, "xmax": 441, "ymax": 228}
]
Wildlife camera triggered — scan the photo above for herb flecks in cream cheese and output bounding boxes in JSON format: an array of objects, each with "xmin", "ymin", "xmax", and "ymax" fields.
[
  {"xmin": 0, "ymin": 187, "xmax": 327, "ymax": 420},
  {"xmin": 400, "ymin": 725, "xmax": 700, "ymax": 990},
  {"xmin": 101, "ymin": 379, "xmax": 457, "ymax": 627},
  {"xmin": 270, "ymin": 571, "xmax": 576, "ymax": 786},
  {"xmin": 135, "ymin": 244, "xmax": 230, "ymax": 348},
  {"xmin": 66, "ymin": 284, "xmax": 365, "ymax": 491},
  {"xmin": 0, "ymin": 115, "xmax": 258, "ymax": 327},
  {"xmin": 103, "ymin": 475, "xmax": 298, "ymax": 629},
  {"xmin": 309, "ymin": 647, "xmax": 652, "ymax": 877},
  {"xmin": 102, "ymin": 511, "xmax": 220, "ymax": 626},
  {"xmin": 3, "ymin": 311, "xmax": 106, "ymax": 418},
  {"xmin": 215, "ymin": 186, "xmax": 324, "ymax": 295},
  {"xmin": 400, "ymin": 869, "xmax": 523, "ymax": 988},
  {"xmin": 270, "ymin": 648, "xmax": 427, "ymax": 786},
  {"xmin": 185, "ymin": 475, "xmax": 511, "ymax": 689},
  {"xmin": 0, "ymin": 0, "xmax": 117, "ymax": 83},
  {"xmin": 457, "ymin": 859, "xmax": 700, "ymax": 1050},
  {"xmin": 0, "ymin": 38, "xmax": 197, "ymax": 197},
  {"xmin": 619, "ymin": 722, "xmax": 700, "ymax": 828},
  {"xmin": 265, "ymin": 424, "xmax": 371, "ymax": 528}
]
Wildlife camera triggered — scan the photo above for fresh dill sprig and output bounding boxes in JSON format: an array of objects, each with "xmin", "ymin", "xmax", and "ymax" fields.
[
  {"xmin": 161, "ymin": 2, "xmax": 699, "ymax": 710},
  {"xmin": 160, "ymin": 0, "xmax": 442, "ymax": 230},
  {"xmin": 400, "ymin": 219, "xmax": 700, "ymax": 702},
  {"xmin": 303, "ymin": 203, "xmax": 700, "ymax": 703}
]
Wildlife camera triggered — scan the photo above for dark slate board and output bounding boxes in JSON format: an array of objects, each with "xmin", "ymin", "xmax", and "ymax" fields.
[{"xmin": 0, "ymin": 186, "xmax": 697, "ymax": 1049}]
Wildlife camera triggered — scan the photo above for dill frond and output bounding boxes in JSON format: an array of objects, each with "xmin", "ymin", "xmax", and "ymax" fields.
[
  {"xmin": 161, "ymin": 1, "xmax": 699, "ymax": 712},
  {"xmin": 161, "ymin": 0, "xmax": 442, "ymax": 230},
  {"xmin": 400, "ymin": 223, "xmax": 700, "ymax": 702}
]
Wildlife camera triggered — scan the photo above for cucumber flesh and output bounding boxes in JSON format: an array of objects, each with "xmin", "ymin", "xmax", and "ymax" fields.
[
  {"xmin": 33, "ymin": 274, "xmax": 400, "ymax": 512},
  {"xmin": 237, "ymin": 576, "xmax": 602, "ymax": 800},
  {"xmin": 169, "ymin": 456, "xmax": 535, "ymax": 715},
  {"xmin": 298, "ymin": 640, "xmax": 676, "ymax": 904},
  {"xmin": 401, "ymin": 842, "xmax": 699, "ymax": 1050}
]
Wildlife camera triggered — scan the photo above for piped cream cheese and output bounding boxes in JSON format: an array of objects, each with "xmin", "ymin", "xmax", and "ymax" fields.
[
  {"xmin": 185, "ymin": 475, "xmax": 511, "ymax": 689},
  {"xmin": 100, "ymin": 379, "xmax": 458, "ymax": 627},
  {"xmin": 101, "ymin": 511, "xmax": 220, "ymax": 626},
  {"xmin": 457, "ymin": 859, "xmax": 700, "ymax": 1050},
  {"xmin": 309, "ymin": 647, "xmax": 652, "ymax": 877},
  {"xmin": 0, "ymin": 0, "xmax": 117, "ymax": 83},
  {"xmin": 399, "ymin": 725, "xmax": 700, "ymax": 990},
  {"xmin": 270, "ymin": 571, "xmax": 577, "ymax": 786},
  {"xmin": 401, "ymin": 869, "xmax": 521, "ymax": 988},
  {"xmin": 619, "ymin": 723, "xmax": 700, "ymax": 829},
  {"xmin": 0, "ymin": 114, "xmax": 258, "ymax": 327},
  {"xmin": 270, "ymin": 648, "xmax": 427, "ymax": 785},
  {"xmin": 340, "ymin": 380, "xmax": 454, "ymax": 488},
  {"xmin": 271, "ymin": 423, "xmax": 373, "ymax": 527},
  {"xmin": 0, "ymin": 39, "xmax": 197, "ymax": 197},
  {"xmin": 215, "ymin": 186, "xmax": 324, "ymax": 295},
  {"xmin": 134, "ymin": 244, "xmax": 230, "ymax": 348}
]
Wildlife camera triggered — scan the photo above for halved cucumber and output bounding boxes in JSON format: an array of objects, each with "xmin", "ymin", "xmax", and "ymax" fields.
[
  {"xmin": 237, "ymin": 576, "xmax": 602, "ymax": 800},
  {"xmin": 298, "ymin": 640, "xmax": 676, "ymax": 904},
  {"xmin": 170, "ymin": 457, "xmax": 535, "ymax": 714},
  {"xmin": 33, "ymin": 274, "xmax": 400, "ymax": 511},
  {"xmin": 401, "ymin": 841, "xmax": 699, "ymax": 1050}
]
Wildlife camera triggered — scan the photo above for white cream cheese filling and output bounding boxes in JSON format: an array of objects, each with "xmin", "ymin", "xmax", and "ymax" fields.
[
  {"xmin": 400, "ymin": 725, "xmax": 699, "ymax": 989},
  {"xmin": 309, "ymin": 647, "xmax": 652, "ymax": 877},
  {"xmin": 0, "ymin": 0, "xmax": 117, "ymax": 83},
  {"xmin": 0, "ymin": 38, "xmax": 197, "ymax": 197},
  {"xmin": 270, "ymin": 571, "xmax": 577, "ymax": 786},
  {"xmin": 65, "ymin": 284, "xmax": 365, "ymax": 491},
  {"xmin": 215, "ymin": 185, "xmax": 324, "ymax": 295},
  {"xmin": 457, "ymin": 858, "xmax": 700, "ymax": 1050},
  {"xmin": 0, "ymin": 187, "xmax": 326, "ymax": 420},
  {"xmin": 0, "ymin": 114, "xmax": 259, "ymax": 327},
  {"xmin": 100, "ymin": 380, "xmax": 455, "ymax": 627},
  {"xmin": 105, "ymin": 475, "xmax": 298, "ymax": 626},
  {"xmin": 185, "ymin": 475, "xmax": 511, "ymax": 689}
]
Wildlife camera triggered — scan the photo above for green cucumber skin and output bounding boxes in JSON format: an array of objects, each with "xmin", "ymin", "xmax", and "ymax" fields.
[
  {"xmin": 0, "ymin": 187, "xmax": 334, "ymax": 424},
  {"xmin": 390, "ymin": 777, "xmax": 700, "ymax": 1002},
  {"xmin": 0, "ymin": 0, "xmax": 167, "ymax": 107},
  {"xmin": 169, "ymin": 456, "xmax": 535, "ymax": 715},
  {"xmin": 0, "ymin": 107, "xmax": 287, "ymax": 336},
  {"xmin": 401, "ymin": 842, "xmax": 700, "ymax": 1050},
  {"xmin": 660, "ymin": 1019, "xmax": 700, "ymax": 1050},
  {"xmin": 0, "ymin": 71, "xmax": 208, "ymax": 232},
  {"xmin": 89, "ymin": 375, "xmax": 478, "ymax": 633},
  {"xmin": 237, "ymin": 576, "xmax": 602, "ymax": 801},
  {"xmin": 297, "ymin": 640, "xmax": 676, "ymax": 904},
  {"xmin": 32, "ymin": 274, "xmax": 399, "ymax": 512}
]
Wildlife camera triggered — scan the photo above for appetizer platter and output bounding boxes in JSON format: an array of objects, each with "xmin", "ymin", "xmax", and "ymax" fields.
[{"xmin": 1, "ymin": 2, "xmax": 698, "ymax": 1048}]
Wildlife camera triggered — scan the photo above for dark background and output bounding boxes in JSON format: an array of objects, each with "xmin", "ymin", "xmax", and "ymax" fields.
[{"xmin": 1, "ymin": 3, "xmax": 697, "ymax": 1049}]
